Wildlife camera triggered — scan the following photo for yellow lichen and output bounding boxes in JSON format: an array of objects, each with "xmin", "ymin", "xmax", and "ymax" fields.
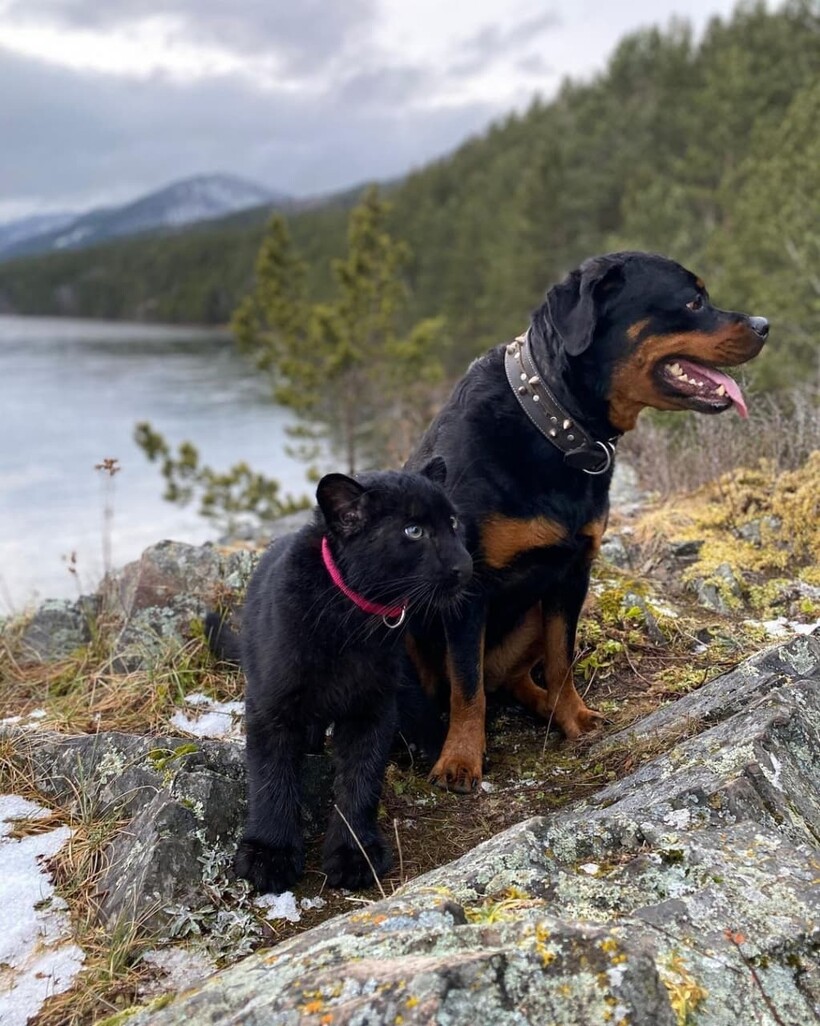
[{"xmin": 660, "ymin": 953, "xmax": 709, "ymax": 1026}]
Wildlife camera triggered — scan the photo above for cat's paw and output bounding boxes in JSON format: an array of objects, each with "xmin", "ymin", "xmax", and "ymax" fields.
[
  {"xmin": 234, "ymin": 839, "xmax": 304, "ymax": 894},
  {"xmin": 322, "ymin": 837, "xmax": 391, "ymax": 891}
]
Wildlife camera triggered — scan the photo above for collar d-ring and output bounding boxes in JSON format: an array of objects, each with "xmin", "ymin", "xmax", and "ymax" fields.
[{"xmin": 382, "ymin": 607, "xmax": 407, "ymax": 629}]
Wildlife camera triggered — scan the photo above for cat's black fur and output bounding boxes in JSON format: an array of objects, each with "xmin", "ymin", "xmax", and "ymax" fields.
[{"xmin": 209, "ymin": 458, "xmax": 472, "ymax": 893}]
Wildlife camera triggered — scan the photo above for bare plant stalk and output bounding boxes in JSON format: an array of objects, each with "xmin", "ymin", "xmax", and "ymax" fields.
[
  {"xmin": 393, "ymin": 817, "xmax": 405, "ymax": 887},
  {"xmin": 333, "ymin": 804, "xmax": 387, "ymax": 899},
  {"xmin": 95, "ymin": 458, "xmax": 121, "ymax": 580}
]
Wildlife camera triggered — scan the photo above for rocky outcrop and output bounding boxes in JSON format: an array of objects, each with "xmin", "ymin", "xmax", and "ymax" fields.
[
  {"xmin": 113, "ymin": 632, "xmax": 820, "ymax": 1026},
  {"xmin": 100, "ymin": 540, "xmax": 260, "ymax": 670},
  {"xmin": 18, "ymin": 596, "xmax": 98, "ymax": 661},
  {"xmin": 4, "ymin": 729, "xmax": 332, "ymax": 934}
]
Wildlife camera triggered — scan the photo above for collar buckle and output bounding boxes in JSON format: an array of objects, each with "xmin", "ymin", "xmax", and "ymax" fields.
[
  {"xmin": 564, "ymin": 440, "xmax": 615, "ymax": 476},
  {"xmin": 505, "ymin": 333, "xmax": 617, "ymax": 475}
]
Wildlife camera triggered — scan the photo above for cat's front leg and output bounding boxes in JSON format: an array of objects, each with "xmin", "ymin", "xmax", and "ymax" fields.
[
  {"xmin": 237, "ymin": 717, "xmax": 305, "ymax": 893},
  {"xmin": 322, "ymin": 696, "xmax": 396, "ymax": 889}
]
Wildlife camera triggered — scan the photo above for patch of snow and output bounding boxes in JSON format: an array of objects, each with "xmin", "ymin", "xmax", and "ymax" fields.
[
  {"xmin": 299, "ymin": 895, "xmax": 327, "ymax": 911},
  {"xmin": 254, "ymin": 891, "xmax": 301, "ymax": 922},
  {"xmin": 170, "ymin": 698, "xmax": 245, "ymax": 739},
  {"xmin": 53, "ymin": 225, "xmax": 93, "ymax": 249},
  {"xmin": 0, "ymin": 708, "xmax": 47, "ymax": 728},
  {"xmin": 182, "ymin": 692, "xmax": 213, "ymax": 706},
  {"xmin": 579, "ymin": 863, "xmax": 600, "ymax": 876},
  {"xmin": 754, "ymin": 617, "xmax": 820, "ymax": 638},
  {"xmin": 0, "ymin": 795, "xmax": 84, "ymax": 1026}
]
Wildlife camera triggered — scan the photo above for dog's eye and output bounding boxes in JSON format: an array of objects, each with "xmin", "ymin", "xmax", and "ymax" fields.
[
  {"xmin": 404, "ymin": 524, "xmax": 424, "ymax": 540},
  {"xmin": 686, "ymin": 295, "xmax": 704, "ymax": 312},
  {"xmin": 450, "ymin": 516, "xmax": 459, "ymax": 532}
]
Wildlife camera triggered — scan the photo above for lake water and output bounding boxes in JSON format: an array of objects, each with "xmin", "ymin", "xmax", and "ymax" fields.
[{"xmin": 0, "ymin": 315, "xmax": 310, "ymax": 611}]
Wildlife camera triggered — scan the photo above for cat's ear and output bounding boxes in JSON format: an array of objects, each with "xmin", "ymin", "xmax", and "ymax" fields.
[
  {"xmin": 420, "ymin": 456, "xmax": 447, "ymax": 487},
  {"xmin": 316, "ymin": 474, "xmax": 366, "ymax": 534}
]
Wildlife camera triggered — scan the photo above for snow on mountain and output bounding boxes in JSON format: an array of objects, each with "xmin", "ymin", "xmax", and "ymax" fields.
[
  {"xmin": 0, "ymin": 175, "xmax": 286, "ymax": 262},
  {"xmin": 0, "ymin": 212, "xmax": 76, "ymax": 254}
]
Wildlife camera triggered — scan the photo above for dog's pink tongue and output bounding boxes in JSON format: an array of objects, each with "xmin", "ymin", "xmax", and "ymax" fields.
[{"xmin": 681, "ymin": 361, "xmax": 748, "ymax": 418}]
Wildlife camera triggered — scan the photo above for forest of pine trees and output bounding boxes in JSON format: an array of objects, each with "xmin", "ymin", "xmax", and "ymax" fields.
[{"xmin": 0, "ymin": 0, "xmax": 817, "ymax": 390}]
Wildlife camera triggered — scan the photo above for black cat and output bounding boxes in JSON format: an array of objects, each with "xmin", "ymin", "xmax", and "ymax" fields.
[{"xmin": 208, "ymin": 458, "xmax": 472, "ymax": 893}]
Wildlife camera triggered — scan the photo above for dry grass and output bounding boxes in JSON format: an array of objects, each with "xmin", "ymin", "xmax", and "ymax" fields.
[
  {"xmin": 1, "ymin": 630, "xmax": 243, "ymax": 735},
  {"xmin": 621, "ymin": 386, "xmax": 820, "ymax": 497}
]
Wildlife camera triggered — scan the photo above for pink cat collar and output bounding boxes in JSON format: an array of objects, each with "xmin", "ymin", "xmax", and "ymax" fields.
[{"xmin": 321, "ymin": 536, "xmax": 407, "ymax": 627}]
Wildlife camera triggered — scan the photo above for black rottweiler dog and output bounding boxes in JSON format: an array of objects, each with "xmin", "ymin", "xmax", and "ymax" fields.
[{"xmin": 405, "ymin": 251, "xmax": 768, "ymax": 791}]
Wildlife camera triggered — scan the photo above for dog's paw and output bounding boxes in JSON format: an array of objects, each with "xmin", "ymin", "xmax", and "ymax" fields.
[
  {"xmin": 234, "ymin": 839, "xmax": 304, "ymax": 894},
  {"xmin": 558, "ymin": 703, "xmax": 605, "ymax": 740},
  {"xmin": 322, "ymin": 837, "xmax": 391, "ymax": 891},
  {"xmin": 428, "ymin": 749, "xmax": 483, "ymax": 792}
]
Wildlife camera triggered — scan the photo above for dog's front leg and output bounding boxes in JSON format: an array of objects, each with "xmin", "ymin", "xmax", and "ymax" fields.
[
  {"xmin": 542, "ymin": 571, "xmax": 604, "ymax": 739},
  {"xmin": 428, "ymin": 604, "xmax": 487, "ymax": 792}
]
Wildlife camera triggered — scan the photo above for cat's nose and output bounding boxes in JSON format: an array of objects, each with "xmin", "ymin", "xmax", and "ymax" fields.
[{"xmin": 448, "ymin": 556, "xmax": 472, "ymax": 588}]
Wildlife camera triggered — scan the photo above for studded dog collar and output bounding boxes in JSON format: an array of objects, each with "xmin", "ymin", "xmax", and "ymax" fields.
[{"xmin": 503, "ymin": 333, "xmax": 617, "ymax": 475}]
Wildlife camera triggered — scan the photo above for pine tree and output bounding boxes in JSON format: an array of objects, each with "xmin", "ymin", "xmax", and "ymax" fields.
[{"xmin": 231, "ymin": 188, "xmax": 445, "ymax": 474}]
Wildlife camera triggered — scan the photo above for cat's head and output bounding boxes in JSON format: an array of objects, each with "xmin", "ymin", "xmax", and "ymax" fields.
[{"xmin": 316, "ymin": 458, "xmax": 472, "ymax": 616}]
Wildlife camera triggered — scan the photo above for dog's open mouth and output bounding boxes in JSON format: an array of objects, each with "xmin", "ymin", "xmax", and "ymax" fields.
[{"xmin": 657, "ymin": 357, "xmax": 748, "ymax": 418}]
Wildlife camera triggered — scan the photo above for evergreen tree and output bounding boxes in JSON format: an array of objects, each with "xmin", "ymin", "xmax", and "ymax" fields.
[{"xmin": 231, "ymin": 188, "xmax": 445, "ymax": 474}]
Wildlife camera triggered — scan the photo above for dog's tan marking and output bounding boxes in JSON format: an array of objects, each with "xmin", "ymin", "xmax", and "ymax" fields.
[
  {"xmin": 542, "ymin": 612, "xmax": 603, "ymax": 739},
  {"xmin": 578, "ymin": 516, "xmax": 608, "ymax": 562},
  {"xmin": 429, "ymin": 630, "xmax": 486, "ymax": 793},
  {"xmin": 626, "ymin": 318, "xmax": 650, "ymax": 342},
  {"xmin": 484, "ymin": 604, "xmax": 542, "ymax": 693},
  {"xmin": 481, "ymin": 515, "xmax": 567, "ymax": 570},
  {"xmin": 608, "ymin": 325, "xmax": 764, "ymax": 432}
]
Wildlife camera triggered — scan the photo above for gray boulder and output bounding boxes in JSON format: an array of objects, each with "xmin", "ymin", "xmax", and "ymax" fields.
[
  {"xmin": 18, "ymin": 595, "xmax": 98, "ymax": 661},
  {"xmin": 101, "ymin": 540, "xmax": 259, "ymax": 670},
  {"xmin": 125, "ymin": 633, "xmax": 820, "ymax": 1025},
  {"xmin": 2, "ymin": 728, "xmax": 333, "ymax": 933}
]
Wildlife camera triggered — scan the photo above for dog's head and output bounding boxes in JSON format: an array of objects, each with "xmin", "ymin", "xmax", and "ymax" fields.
[{"xmin": 533, "ymin": 252, "xmax": 768, "ymax": 433}]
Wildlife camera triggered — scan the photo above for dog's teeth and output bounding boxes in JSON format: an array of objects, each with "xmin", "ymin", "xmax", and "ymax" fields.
[
  {"xmin": 670, "ymin": 363, "xmax": 683, "ymax": 376},
  {"xmin": 716, "ymin": 385, "xmax": 726, "ymax": 396}
]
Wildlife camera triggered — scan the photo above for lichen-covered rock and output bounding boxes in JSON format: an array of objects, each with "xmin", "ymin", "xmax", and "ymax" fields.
[
  {"xmin": 691, "ymin": 561, "xmax": 745, "ymax": 613},
  {"xmin": 593, "ymin": 632, "xmax": 820, "ymax": 753},
  {"xmin": 122, "ymin": 639, "xmax": 820, "ymax": 1026},
  {"xmin": 18, "ymin": 595, "xmax": 98, "ymax": 661},
  {"xmin": 2, "ymin": 729, "xmax": 333, "ymax": 933},
  {"xmin": 100, "ymin": 541, "xmax": 259, "ymax": 670}
]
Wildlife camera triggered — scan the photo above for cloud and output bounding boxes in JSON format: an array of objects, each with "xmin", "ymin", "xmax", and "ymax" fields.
[
  {"xmin": 3, "ymin": 0, "xmax": 376, "ymax": 68},
  {"xmin": 449, "ymin": 9, "xmax": 561, "ymax": 77},
  {"xmin": 0, "ymin": 44, "xmax": 495, "ymax": 216}
]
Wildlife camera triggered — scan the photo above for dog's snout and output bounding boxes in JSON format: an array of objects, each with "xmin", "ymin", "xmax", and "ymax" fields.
[{"xmin": 749, "ymin": 316, "xmax": 769, "ymax": 339}]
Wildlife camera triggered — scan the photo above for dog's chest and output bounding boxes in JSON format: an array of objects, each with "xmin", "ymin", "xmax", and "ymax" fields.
[{"xmin": 478, "ymin": 511, "xmax": 604, "ymax": 573}]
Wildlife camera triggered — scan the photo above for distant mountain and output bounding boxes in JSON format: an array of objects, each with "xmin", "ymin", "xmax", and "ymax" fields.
[
  {"xmin": 0, "ymin": 212, "xmax": 76, "ymax": 253},
  {"xmin": 0, "ymin": 174, "xmax": 285, "ymax": 262}
]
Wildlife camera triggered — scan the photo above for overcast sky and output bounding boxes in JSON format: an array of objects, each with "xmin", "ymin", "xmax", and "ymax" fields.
[{"xmin": 0, "ymin": 0, "xmax": 747, "ymax": 221}]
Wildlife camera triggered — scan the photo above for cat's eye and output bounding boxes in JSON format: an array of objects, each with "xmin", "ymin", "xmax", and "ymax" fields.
[
  {"xmin": 450, "ymin": 516, "xmax": 459, "ymax": 531},
  {"xmin": 404, "ymin": 524, "xmax": 424, "ymax": 540}
]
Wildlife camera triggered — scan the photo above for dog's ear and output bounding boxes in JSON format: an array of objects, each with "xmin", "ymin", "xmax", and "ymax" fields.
[
  {"xmin": 545, "ymin": 256, "xmax": 625, "ymax": 356},
  {"xmin": 419, "ymin": 456, "xmax": 447, "ymax": 486},
  {"xmin": 316, "ymin": 474, "xmax": 366, "ymax": 534}
]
